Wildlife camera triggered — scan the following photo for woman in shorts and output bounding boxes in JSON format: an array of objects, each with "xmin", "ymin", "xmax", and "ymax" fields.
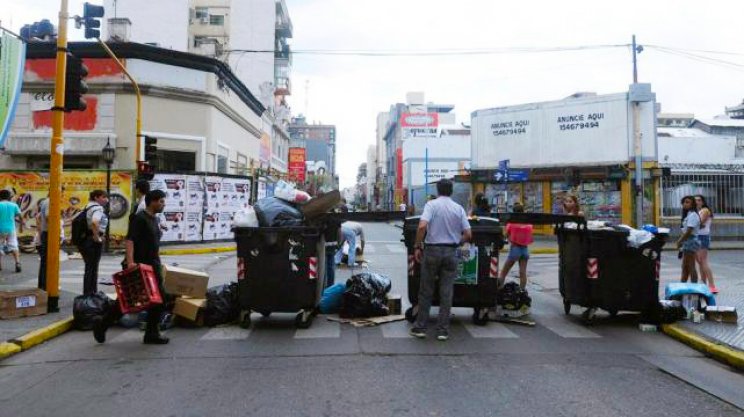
[
  {"xmin": 498, "ymin": 203, "xmax": 533, "ymax": 289},
  {"xmin": 694, "ymin": 195, "xmax": 717, "ymax": 293},
  {"xmin": 676, "ymin": 196, "xmax": 701, "ymax": 283}
]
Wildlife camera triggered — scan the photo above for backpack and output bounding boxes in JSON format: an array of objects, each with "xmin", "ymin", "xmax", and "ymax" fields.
[{"xmin": 71, "ymin": 207, "xmax": 92, "ymax": 247}]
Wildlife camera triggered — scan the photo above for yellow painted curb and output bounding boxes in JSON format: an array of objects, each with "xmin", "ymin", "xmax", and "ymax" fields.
[
  {"xmin": 662, "ymin": 323, "xmax": 744, "ymax": 371},
  {"xmin": 11, "ymin": 317, "xmax": 74, "ymax": 351},
  {"xmin": 160, "ymin": 246, "xmax": 236, "ymax": 256},
  {"xmin": 0, "ymin": 342, "xmax": 21, "ymax": 359}
]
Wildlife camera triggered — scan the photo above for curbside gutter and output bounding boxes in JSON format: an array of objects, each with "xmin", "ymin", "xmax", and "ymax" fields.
[
  {"xmin": 1, "ymin": 317, "xmax": 74, "ymax": 361},
  {"xmin": 662, "ymin": 323, "xmax": 744, "ymax": 371},
  {"xmin": 160, "ymin": 246, "xmax": 236, "ymax": 256}
]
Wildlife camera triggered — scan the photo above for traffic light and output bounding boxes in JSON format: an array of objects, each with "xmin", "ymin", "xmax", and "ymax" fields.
[
  {"xmin": 64, "ymin": 53, "xmax": 88, "ymax": 112},
  {"xmin": 82, "ymin": 2, "xmax": 105, "ymax": 39},
  {"xmin": 144, "ymin": 136, "xmax": 158, "ymax": 164}
]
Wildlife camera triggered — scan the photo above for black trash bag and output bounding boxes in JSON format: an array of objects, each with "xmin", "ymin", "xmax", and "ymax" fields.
[
  {"xmin": 73, "ymin": 292, "xmax": 116, "ymax": 330},
  {"xmin": 254, "ymin": 197, "xmax": 303, "ymax": 227},
  {"xmin": 657, "ymin": 300, "xmax": 686, "ymax": 324},
  {"xmin": 497, "ymin": 282, "xmax": 532, "ymax": 311},
  {"xmin": 340, "ymin": 272, "xmax": 392, "ymax": 318},
  {"xmin": 203, "ymin": 283, "xmax": 240, "ymax": 327}
]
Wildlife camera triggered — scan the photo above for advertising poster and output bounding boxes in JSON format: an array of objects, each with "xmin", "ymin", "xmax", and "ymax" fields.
[
  {"xmin": 0, "ymin": 30, "xmax": 27, "ymax": 148},
  {"xmin": 150, "ymin": 174, "xmax": 187, "ymax": 210},
  {"xmin": 288, "ymin": 147, "xmax": 306, "ymax": 183},
  {"xmin": 204, "ymin": 176, "xmax": 223, "ymax": 212},
  {"xmin": 185, "ymin": 211, "xmax": 202, "ymax": 242},
  {"xmin": 400, "ymin": 112, "xmax": 439, "ymax": 139},
  {"xmin": 257, "ymin": 179, "xmax": 267, "ymax": 201},
  {"xmin": 186, "ymin": 175, "xmax": 204, "ymax": 211},
  {"xmin": 220, "ymin": 177, "xmax": 240, "ymax": 211},
  {"xmin": 160, "ymin": 211, "xmax": 186, "ymax": 242},
  {"xmin": 218, "ymin": 211, "xmax": 233, "ymax": 239},
  {"xmin": 0, "ymin": 171, "xmax": 133, "ymax": 246},
  {"xmin": 456, "ymin": 246, "xmax": 478, "ymax": 285},
  {"xmin": 234, "ymin": 179, "xmax": 252, "ymax": 208},
  {"xmin": 203, "ymin": 209, "xmax": 221, "ymax": 241}
]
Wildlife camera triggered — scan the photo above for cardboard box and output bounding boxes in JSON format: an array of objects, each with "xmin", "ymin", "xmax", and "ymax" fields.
[
  {"xmin": 173, "ymin": 297, "xmax": 207, "ymax": 322},
  {"xmin": 386, "ymin": 294, "xmax": 402, "ymax": 315},
  {"xmin": 705, "ymin": 306, "xmax": 738, "ymax": 324},
  {"xmin": 0, "ymin": 288, "xmax": 48, "ymax": 319},
  {"xmin": 162, "ymin": 265, "xmax": 209, "ymax": 298}
]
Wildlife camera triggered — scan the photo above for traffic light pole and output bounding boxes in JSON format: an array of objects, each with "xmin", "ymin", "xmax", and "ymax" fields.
[
  {"xmin": 96, "ymin": 38, "xmax": 142, "ymax": 165},
  {"xmin": 46, "ymin": 0, "xmax": 69, "ymax": 312}
]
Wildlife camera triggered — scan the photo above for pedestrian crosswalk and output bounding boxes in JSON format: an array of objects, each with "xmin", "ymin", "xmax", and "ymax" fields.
[{"xmin": 99, "ymin": 311, "xmax": 604, "ymax": 343}]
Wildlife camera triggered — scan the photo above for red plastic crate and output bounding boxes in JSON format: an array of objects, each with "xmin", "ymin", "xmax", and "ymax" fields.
[{"xmin": 113, "ymin": 264, "xmax": 163, "ymax": 314}]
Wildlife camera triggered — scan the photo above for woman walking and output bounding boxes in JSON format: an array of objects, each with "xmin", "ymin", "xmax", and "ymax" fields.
[
  {"xmin": 471, "ymin": 193, "xmax": 491, "ymax": 217},
  {"xmin": 676, "ymin": 196, "xmax": 701, "ymax": 283},
  {"xmin": 694, "ymin": 195, "xmax": 717, "ymax": 293}
]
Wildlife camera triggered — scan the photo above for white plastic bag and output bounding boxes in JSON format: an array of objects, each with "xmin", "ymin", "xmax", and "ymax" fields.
[
  {"xmin": 233, "ymin": 205, "xmax": 259, "ymax": 227},
  {"xmin": 274, "ymin": 180, "xmax": 312, "ymax": 204}
]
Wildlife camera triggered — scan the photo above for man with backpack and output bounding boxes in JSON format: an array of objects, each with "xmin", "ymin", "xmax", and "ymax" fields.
[{"xmin": 73, "ymin": 190, "xmax": 109, "ymax": 295}]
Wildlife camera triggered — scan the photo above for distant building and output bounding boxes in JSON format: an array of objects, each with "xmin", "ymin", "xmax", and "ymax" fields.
[
  {"xmin": 657, "ymin": 113, "xmax": 694, "ymax": 127},
  {"xmin": 288, "ymin": 115, "xmax": 337, "ymax": 177},
  {"xmin": 726, "ymin": 99, "xmax": 744, "ymax": 119},
  {"xmin": 691, "ymin": 117, "xmax": 744, "ymax": 137}
]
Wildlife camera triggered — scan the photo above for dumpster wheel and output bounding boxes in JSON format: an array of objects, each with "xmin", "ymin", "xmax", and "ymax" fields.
[
  {"xmin": 240, "ymin": 312, "xmax": 252, "ymax": 329},
  {"xmin": 295, "ymin": 310, "xmax": 313, "ymax": 329},
  {"xmin": 563, "ymin": 299, "xmax": 571, "ymax": 315},
  {"xmin": 404, "ymin": 306, "xmax": 418, "ymax": 323},
  {"xmin": 472, "ymin": 308, "xmax": 489, "ymax": 326}
]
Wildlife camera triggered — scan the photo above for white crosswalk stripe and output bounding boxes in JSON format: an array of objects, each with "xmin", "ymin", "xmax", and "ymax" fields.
[
  {"xmin": 531, "ymin": 314, "xmax": 601, "ymax": 338},
  {"xmin": 385, "ymin": 244, "xmax": 407, "ymax": 254},
  {"xmin": 463, "ymin": 322, "xmax": 519, "ymax": 338},
  {"xmin": 200, "ymin": 326, "xmax": 251, "ymax": 340},
  {"xmin": 294, "ymin": 318, "xmax": 340, "ymax": 339}
]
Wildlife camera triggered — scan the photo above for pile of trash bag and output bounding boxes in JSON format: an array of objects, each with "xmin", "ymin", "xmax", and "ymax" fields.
[
  {"xmin": 73, "ymin": 292, "xmax": 117, "ymax": 330},
  {"xmin": 497, "ymin": 282, "xmax": 532, "ymax": 311},
  {"xmin": 340, "ymin": 272, "xmax": 391, "ymax": 318},
  {"xmin": 657, "ymin": 300, "xmax": 687, "ymax": 324},
  {"xmin": 254, "ymin": 197, "xmax": 304, "ymax": 227},
  {"xmin": 203, "ymin": 283, "xmax": 241, "ymax": 326}
]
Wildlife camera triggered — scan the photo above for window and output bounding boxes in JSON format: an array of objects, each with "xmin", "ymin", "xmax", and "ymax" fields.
[
  {"xmin": 217, "ymin": 145, "xmax": 229, "ymax": 174},
  {"xmin": 209, "ymin": 15, "xmax": 225, "ymax": 26},
  {"xmin": 195, "ymin": 7, "xmax": 208, "ymax": 19},
  {"xmin": 236, "ymin": 153, "xmax": 248, "ymax": 175}
]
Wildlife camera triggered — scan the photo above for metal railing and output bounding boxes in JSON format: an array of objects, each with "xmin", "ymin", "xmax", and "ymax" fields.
[{"xmin": 661, "ymin": 170, "xmax": 744, "ymax": 218}]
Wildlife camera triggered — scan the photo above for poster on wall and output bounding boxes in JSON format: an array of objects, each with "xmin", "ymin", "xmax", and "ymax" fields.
[
  {"xmin": 0, "ymin": 171, "xmax": 133, "ymax": 246},
  {"xmin": 233, "ymin": 178, "xmax": 252, "ymax": 208},
  {"xmin": 204, "ymin": 176, "xmax": 223, "ymax": 212},
  {"xmin": 203, "ymin": 210, "xmax": 221, "ymax": 241},
  {"xmin": 150, "ymin": 174, "xmax": 188, "ymax": 210},
  {"xmin": 184, "ymin": 176, "xmax": 204, "ymax": 242},
  {"xmin": 160, "ymin": 211, "xmax": 186, "ymax": 242}
]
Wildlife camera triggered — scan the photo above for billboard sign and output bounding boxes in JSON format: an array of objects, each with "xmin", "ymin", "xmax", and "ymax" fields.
[
  {"xmin": 0, "ymin": 30, "xmax": 26, "ymax": 147},
  {"xmin": 471, "ymin": 92, "xmax": 657, "ymax": 168},
  {"xmin": 400, "ymin": 112, "xmax": 439, "ymax": 138},
  {"xmin": 288, "ymin": 147, "xmax": 306, "ymax": 183}
]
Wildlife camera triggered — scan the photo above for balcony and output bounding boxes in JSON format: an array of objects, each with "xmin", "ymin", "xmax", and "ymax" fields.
[
  {"xmin": 274, "ymin": 57, "xmax": 291, "ymax": 96},
  {"xmin": 275, "ymin": 0, "xmax": 293, "ymax": 38}
]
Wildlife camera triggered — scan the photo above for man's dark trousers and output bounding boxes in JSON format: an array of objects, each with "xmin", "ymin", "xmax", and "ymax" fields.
[
  {"xmin": 37, "ymin": 232, "xmax": 48, "ymax": 290},
  {"xmin": 80, "ymin": 239, "xmax": 102, "ymax": 295}
]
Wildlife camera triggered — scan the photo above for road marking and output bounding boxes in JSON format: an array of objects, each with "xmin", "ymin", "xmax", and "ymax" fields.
[
  {"xmin": 463, "ymin": 322, "xmax": 519, "ymax": 338},
  {"xmin": 534, "ymin": 315, "xmax": 601, "ymax": 338},
  {"xmin": 381, "ymin": 320, "xmax": 414, "ymax": 338},
  {"xmin": 294, "ymin": 317, "xmax": 340, "ymax": 338},
  {"xmin": 200, "ymin": 326, "xmax": 250, "ymax": 340},
  {"xmin": 363, "ymin": 244, "xmax": 376, "ymax": 253},
  {"xmin": 385, "ymin": 244, "xmax": 407, "ymax": 254}
]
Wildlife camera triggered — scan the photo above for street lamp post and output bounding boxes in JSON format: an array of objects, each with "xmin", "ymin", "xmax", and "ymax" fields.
[{"xmin": 102, "ymin": 139, "xmax": 116, "ymax": 252}]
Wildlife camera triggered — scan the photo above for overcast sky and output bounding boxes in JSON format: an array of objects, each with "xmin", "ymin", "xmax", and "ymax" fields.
[{"xmin": 4, "ymin": 1, "xmax": 744, "ymax": 188}]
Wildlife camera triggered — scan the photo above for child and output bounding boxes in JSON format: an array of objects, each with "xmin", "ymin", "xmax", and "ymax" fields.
[{"xmin": 499, "ymin": 203, "xmax": 533, "ymax": 289}]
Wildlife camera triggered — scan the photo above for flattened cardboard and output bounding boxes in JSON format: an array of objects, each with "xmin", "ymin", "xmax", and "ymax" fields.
[
  {"xmin": 173, "ymin": 297, "xmax": 207, "ymax": 322},
  {"xmin": 0, "ymin": 288, "xmax": 48, "ymax": 319}
]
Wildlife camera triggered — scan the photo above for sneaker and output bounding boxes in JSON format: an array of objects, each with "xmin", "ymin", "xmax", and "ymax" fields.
[
  {"xmin": 436, "ymin": 330, "xmax": 449, "ymax": 341},
  {"xmin": 709, "ymin": 286, "xmax": 719, "ymax": 294},
  {"xmin": 409, "ymin": 327, "xmax": 426, "ymax": 338},
  {"xmin": 92, "ymin": 317, "xmax": 107, "ymax": 344},
  {"xmin": 15, "ymin": 263, "xmax": 21, "ymax": 273}
]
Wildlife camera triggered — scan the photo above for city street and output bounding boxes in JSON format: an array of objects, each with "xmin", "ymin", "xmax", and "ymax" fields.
[{"xmin": 0, "ymin": 222, "xmax": 742, "ymax": 416}]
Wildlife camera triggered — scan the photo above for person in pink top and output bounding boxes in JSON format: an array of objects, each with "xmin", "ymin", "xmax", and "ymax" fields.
[{"xmin": 498, "ymin": 203, "xmax": 533, "ymax": 289}]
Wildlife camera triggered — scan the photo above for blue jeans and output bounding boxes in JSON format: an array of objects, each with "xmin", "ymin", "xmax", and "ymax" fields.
[
  {"xmin": 335, "ymin": 228, "xmax": 356, "ymax": 266},
  {"xmin": 325, "ymin": 245, "xmax": 336, "ymax": 288}
]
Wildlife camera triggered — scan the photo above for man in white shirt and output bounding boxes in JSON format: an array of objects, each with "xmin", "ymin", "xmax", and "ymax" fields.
[{"xmin": 81, "ymin": 190, "xmax": 109, "ymax": 295}]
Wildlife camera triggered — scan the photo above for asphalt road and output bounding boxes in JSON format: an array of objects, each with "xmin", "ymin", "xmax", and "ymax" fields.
[{"xmin": 0, "ymin": 222, "xmax": 743, "ymax": 417}]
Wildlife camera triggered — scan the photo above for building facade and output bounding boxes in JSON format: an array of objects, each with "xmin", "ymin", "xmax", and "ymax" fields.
[
  {"xmin": 102, "ymin": 0, "xmax": 292, "ymax": 174},
  {"xmin": 288, "ymin": 115, "xmax": 337, "ymax": 177},
  {"xmin": 3, "ymin": 42, "xmax": 265, "ymax": 175}
]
